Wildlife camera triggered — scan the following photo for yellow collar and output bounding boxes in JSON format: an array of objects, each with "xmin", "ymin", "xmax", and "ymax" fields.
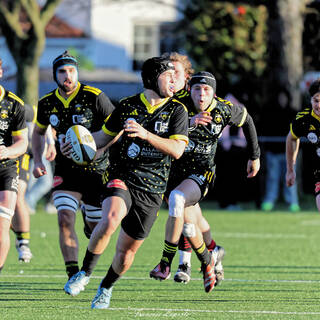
[{"xmin": 55, "ymin": 82, "xmax": 81, "ymax": 108}]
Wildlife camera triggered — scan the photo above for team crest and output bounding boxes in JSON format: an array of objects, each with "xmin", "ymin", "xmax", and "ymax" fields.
[
  {"xmin": 307, "ymin": 132, "xmax": 318, "ymax": 144},
  {"xmin": 0, "ymin": 110, "xmax": 8, "ymax": 119},
  {"xmin": 75, "ymin": 104, "xmax": 82, "ymax": 111},
  {"xmin": 214, "ymin": 114, "xmax": 222, "ymax": 124},
  {"xmin": 160, "ymin": 112, "xmax": 169, "ymax": 121}
]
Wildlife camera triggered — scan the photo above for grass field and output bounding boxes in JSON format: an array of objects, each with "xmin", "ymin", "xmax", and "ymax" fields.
[{"xmin": 2, "ymin": 202, "xmax": 320, "ymax": 320}]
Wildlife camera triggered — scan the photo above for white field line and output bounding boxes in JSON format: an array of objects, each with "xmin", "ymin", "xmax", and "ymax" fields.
[{"xmin": 4, "ymin": 273, "xmax": 320, "ymax": 283}]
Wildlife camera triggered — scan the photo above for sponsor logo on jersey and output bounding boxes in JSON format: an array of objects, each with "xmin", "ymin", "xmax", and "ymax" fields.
[
  {"xmin": 309, "ymin": 124, "xmax": 316, "ymax": 131},
  {"xmin": 72, "ymin": 114, "xmax": 87, "ymax": 124},
  {"xmin": 189, "ymin": 174, "xmax": 206, "ymax": 185},
  {"xmin": 50, "ymin": 114, "xmax": 59, "ymax": 126},
  {"xmin": 210, "ymin": 123, "xmax": 222, "ymax": 134},
  {"xmin": 307, "ymin": 132, "xmax": 318, "ymax": 143},
  {"xmin": 53, "ymin": 176, "xmax": 63, "ymax": 188},
  {"xmin": 185, "ymin": 139, "xmax": 195, "ymax": 152},
  {"xmin": 127, "ymin": 142, "xmax": 140, "ymax": 158},
  {"xmin": 11, "ymin": 176, "xmax": 19, "ymax": 191},
  {"xmin": 194, "ymin": 143, "xmax": 212, "ymax": 154},
  {"xmin": 141, "ymin": 147, "xmax": 163, "ymax": 158},
  {"xmin": 0, "ymin": 120, "xmax": 9, "ymax": 130},
  {"xmin": 129, "ymin": 109, "xmax": 138, "ymax": 115},
  {"xmin": 107, "ymin": 179, "xmax": 127, "ymax": 190},
  {"xmin": 51, "ymin": 107, "xmax": 58, "ymax": 113},
  {"xmin": 154, "ymin": 121, "xmax": 168, "ymax": 134}
]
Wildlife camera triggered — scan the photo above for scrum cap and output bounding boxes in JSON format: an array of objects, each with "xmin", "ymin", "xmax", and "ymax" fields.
[
  {"xmin": 190, "ymin": 71, "xmax": 216, "ymax": 93},
  {"xmin": 52, "ymin": 50, "xmax": 78, "ymax": 83},
  {"xmin": 141, "ymin": 57, "xmax": 175, "ymax": 97}
]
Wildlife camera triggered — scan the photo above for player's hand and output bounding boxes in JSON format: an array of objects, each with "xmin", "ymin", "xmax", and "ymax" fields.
[
  {"xmin": 33, "ymin": 161, "xmax": 47, "ymax": 178},
  {"xmin": 46, "ymin": 143, "xmax": 57, "ymax": 161},
  {"xmin": 247, "ymin": 158, "xmax": 260, "ymax": 178},
  {"xmin": 190, "ymin": 111, "xmax": 212, "ymax": 127},
  {"xmin": 0, "ymin": 145, "xmax": 9, "ymax": 160},
  {"xmin": 58, "ymin": 134, "xmax": 72, "ymax": 158},
  {"xmin": 286, "ymin": 170, "xmax": 296, "ymax": 187},
  {"xmin": 124, "ymin": 119, "xmax": 148, "ymax": 140}
]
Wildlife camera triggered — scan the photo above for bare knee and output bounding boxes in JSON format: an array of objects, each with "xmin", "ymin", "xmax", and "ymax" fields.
[{"xmin": 58, "ymin": 211, "xmax": 75, "ymax": 230}]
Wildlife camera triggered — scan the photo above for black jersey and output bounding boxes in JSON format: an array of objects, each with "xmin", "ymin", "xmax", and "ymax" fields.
[
  {"xmin": 102, "ymin": 92, "xmax": 189, "ymax": 193},
  {"xmin": 291, "ymin": 107, "xmax": 320, "ymax": 169},
  {"xmin": 36, "ymin": 82, "xmax": 115, "ymax": 171},
  {"xmin": 172, "ymin": 91, "xmax": 247, "ymax": 176},
  {"xmin": 0, "ymin": 85, "xmax": 27, "ymax": 168}
]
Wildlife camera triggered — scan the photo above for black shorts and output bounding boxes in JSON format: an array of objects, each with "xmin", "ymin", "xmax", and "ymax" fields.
[
  {"xmin": 165, "ymin": 167, "xmax": 216, "ymax": 203},
  {"xmin": 0, "ymin": 163, "xmax": 19, "ymax": 193},
  {"xmin": 18, "ymin": 153, "xmax": 31, "ymax": 183},
  {"xmin": 103, "ymin": 180, "xmax": 163, "ymax": 240},
  {"xmin": 53, "ymin": 164, "xmax": 104, "ymax": 208}
]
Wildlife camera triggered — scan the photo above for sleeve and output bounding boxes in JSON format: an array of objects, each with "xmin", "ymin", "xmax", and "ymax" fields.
[
  {"xmin": 102, "ymin": 104, "xmax": 123, "ymax": 137},
  {"xmin": 36, "ymin": 100, "xmax": 49, "ymax": 129},
  {"xmin": 168, "ymin": 103, "xmax": 189, "ymax": 144},
  {"xmin": 97, "ymin": 92, "xmax": 116, "ymax": 122},
  {"xmin": 241, "ymin": 113, "xmax": 260, "ymax": 160},
  {"xmin": 227, "ymin": 103, "xmax": 248, "ymax": 127},
  {"xmin": 290, "ymin": 117, "xmax": 305, "ymax": 139},
  {"xmin": 12, "ymin": 102, "xmax": 27, "ymax": 136}
]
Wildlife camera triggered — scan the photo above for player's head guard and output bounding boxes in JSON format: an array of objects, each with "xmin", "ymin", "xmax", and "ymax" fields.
[
  {"xmin": 141, "ymin": 57, "xmax": 175, "ymax": 97},
  {"xmin": 190, "ymin": 71, "xmax": 216, "ymax": 93},
  {"xmin": 52, "ymin": 50, "xmax": 78, "ymax": 83}
]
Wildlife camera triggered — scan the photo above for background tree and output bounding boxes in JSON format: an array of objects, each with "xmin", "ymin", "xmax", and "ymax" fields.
[{"xmin": 0, "ymin": 0, "xmax": 62, "ymax": 105}]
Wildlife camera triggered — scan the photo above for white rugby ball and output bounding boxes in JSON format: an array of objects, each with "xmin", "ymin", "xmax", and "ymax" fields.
[{"xmin": 65, "ymin": 125, "xmax": 96, "ymax": 165}]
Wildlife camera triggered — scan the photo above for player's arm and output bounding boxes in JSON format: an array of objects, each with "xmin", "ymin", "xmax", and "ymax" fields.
[
  {"xmin": 0, "ymin": 129, "xmax": 28, "ymax": 160},
  {"xmin": 32, "ymin": 125, "xmax": 48, "ymax": 177},
  {"xmin": 124, "ymin": 119, "xmax": 187, "ymax": 159},
  {"xmin": 286, "ymin": 130, "xmax": 300, "ymax": 187}
]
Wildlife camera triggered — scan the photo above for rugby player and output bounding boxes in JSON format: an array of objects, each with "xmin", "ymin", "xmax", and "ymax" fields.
[
  {"xmin": 150, "ymin": 71, "xmax": 261, "ymax": 293},
  {"xmin": 0, "ymin": 58, "xmax": 28, "ymax": 273},
  {"xmin": 32, "ymin": 51, "xmax": 115, "ymax": 279},
  {"xmin": 63, "ymin": 56, "xmax": 189, "ymax": 309},
  {"xmin": 286, "ymin": 79, "xmax": 320, "ymax": 212}
]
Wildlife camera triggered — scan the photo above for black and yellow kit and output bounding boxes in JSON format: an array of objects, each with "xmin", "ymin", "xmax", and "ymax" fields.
[
  {"xmin": 36, "ymin": 82, "xmax": 115, "ymax": 173},
  {"xmin": 0, "ymin": 85, "xmax": 27, "ymax": 191},
  {"xmin": 103, "ymin": 92, "xmax": 189, "ymax": 194},
  {"xmin": 36, "ymin": 82, "xmax": 114, "ymax": 205},
  {"xmin": 290, "ymin": 107, "xmax": 320, "ymax": 187},
  {"xmin": 167, "ymin": 90, "xmax": 260, "ymax": 198}
]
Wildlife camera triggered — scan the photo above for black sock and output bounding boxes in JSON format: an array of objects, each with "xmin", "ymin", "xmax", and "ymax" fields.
[
  {"xmin": 100, "ymin": 265, "xmax": 120, "ymax": 289},
  {"xmin": 81, "ymin": 248, "xmax": 101, "ymax": 276},
  {"xmin": 160, "ymin": 240, "xmax": 178, "ymax": 267},
  {"xmin": 194, "ymin": 243, "xmax": 211, "ymax": 265},
  {"xmin": 65, "ymin": 261, "xmax": 79, "ymax": 279}
]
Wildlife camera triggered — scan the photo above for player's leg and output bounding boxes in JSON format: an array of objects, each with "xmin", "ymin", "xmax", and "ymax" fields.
[
  {"xmin": 183, "ymin": 207, "xmax": 216, "ymax": 292},
  {"xmin": 53, "ymin": 190, "xmax": 81, "ymax": 279},
  {"xmin": 11, "ymin": 178, "xmax": 32, "ymax": 262},
  {"xmin": 0, "ymin": 190, "xmax": 17, "ymax": 272},
  {"xmin": 150, "ymin": 179, "xmax": 201, "ymax": 280},
  {"xmin": 91, "ymin": 229, "xmax": 144, "ymax": 309}
]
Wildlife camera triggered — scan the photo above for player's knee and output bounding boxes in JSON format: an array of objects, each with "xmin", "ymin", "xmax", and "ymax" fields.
[
  {"xmin": 53, "ymin": 193, "xmax": 79, "ymax": 214},
  {"xmin": 182, "ymin": 223, "xmax": 196, "ymax": 238},
  {"xmin": 168, "ymin": 190, "xmax": 186, "ymax": 217},
  {"xmin": 0, "ymin": 205, "xmax": 14, "ymax": 221}
]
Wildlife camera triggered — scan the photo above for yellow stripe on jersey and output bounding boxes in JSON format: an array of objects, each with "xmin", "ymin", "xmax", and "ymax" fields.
[
  {"xmin": 39, "ymin": 92, "xmax": 54, "ymax": 101},
  {"xmin": 205, "ymin": 99, "xmax": 217, "ymax": 113},
  {"xmin": 311, "ymin": 109, "xmax": 320, "ymax": 122},
  {"xmin": 176, "ymin": 90, "xmax": 188, "ymax": 99},
  {"xmin": 35, "ymin": 120, "xmax": 48, "ymax": 129},
  {"xmin": 8, "ymin": 92, "xmax": 24, "ymax": 106},
  {"xmin": 172, "ymin": 99, "xmax": 188, "ymax": 112},
  {"xmin": 83, "ymin": 86, "xmax": 102, "ymax": 95},
  {"xmin": 12, "ymin": 127, "xmax": 28, "ymax": 136},
  {"xmin": 169, "ymin": 134, "xmax": 189, "ymax": 144},
  {"xmin": 102, "ymin": 124, "xmax": 118, "ymax": 137},
  {"xmin": 140, "ymin": 93, "xmax": 170, "ymax": 114},
  {"xmin": 290, "ymin": 123, "xmax": 299, "ymax": 140},
  {"xmin": 238, "ymin": 107, "xmax": 248, "ymax": 127},
  {"xmin": 104, "ymin": 114, "xmax": 112, "ymax": 123},
  {"xmin": 0, "ymin": 85, "xmax": 5, "ymax": 102},
  {"xmin": 55, "ymin": 82, "xmax": 81, "ymax": 108}
]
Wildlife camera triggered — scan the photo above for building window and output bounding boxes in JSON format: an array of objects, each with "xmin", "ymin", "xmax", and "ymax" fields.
[
  {"xmin": 160, "ymin": 22, "xmax": 181, "ymax": 55},
  {"xmin": 133, "ymin": 24, "xmax": 158, "ymax": 71}
]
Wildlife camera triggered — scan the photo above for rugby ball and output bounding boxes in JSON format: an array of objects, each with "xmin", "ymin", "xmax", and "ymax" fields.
[{"xmin": 65, "ymin": 125, "xmax": 96, "ymax": 165}]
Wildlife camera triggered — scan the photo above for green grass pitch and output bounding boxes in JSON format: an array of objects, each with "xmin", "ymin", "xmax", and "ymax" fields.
[{"xmin": 2, "ymin": 203, "xmax": 320, "ymax": 319}]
